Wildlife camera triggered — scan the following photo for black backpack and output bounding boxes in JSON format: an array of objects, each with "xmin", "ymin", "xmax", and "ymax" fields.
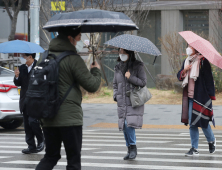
[{"xmin": 25, "ymin": 50, "xmax": 76, "ymax": 119}]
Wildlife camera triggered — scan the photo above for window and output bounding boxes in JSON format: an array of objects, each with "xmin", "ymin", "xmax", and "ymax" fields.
[
  {"xmin": 137, "ymin": 10, "xmax": 161, "ymax": 87},
  {"xmin": 183, "ymin": 10, "xmax": 209, "ymax": 36}
]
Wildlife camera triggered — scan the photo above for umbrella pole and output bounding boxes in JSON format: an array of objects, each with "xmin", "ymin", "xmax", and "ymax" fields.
[
  {"xmin": 91, "ymin": 33, "xmax": 95, "ymax": 65},
  {"xmin": 136, "ymin": 53, "xmax": 156, "ymax": 84},
  {"xmin": 17, "ymin": 54, "xmax": 18, "ymax": 69}
]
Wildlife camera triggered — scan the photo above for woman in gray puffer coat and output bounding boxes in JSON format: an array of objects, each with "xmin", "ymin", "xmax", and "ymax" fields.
[{"xmin": 113, "ymin": 48, "xmax": 147, "ymax": 160}]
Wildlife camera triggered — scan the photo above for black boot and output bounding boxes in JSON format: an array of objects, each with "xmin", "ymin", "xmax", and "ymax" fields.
[
  {"xmin": 123, "ymin": 146, "xmax": 130, "ymax": 160},
  {"xmin": 129, "ymin": 145, "xmax": 137, "ymax": 159}
]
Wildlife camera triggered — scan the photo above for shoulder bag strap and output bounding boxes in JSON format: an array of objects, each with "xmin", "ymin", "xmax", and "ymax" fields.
[{"xmin": 56, "ymin": 51, "xmax": 77, "ymax": 106}]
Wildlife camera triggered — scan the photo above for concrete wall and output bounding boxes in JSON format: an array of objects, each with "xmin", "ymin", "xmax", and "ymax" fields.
[
  {"xmin": 209, "ymin": 9, "xmax": 222, "ymax": 52},
  {"xmin": 161, "ymin": 10, "xmax": 183, "ymax": 75}
]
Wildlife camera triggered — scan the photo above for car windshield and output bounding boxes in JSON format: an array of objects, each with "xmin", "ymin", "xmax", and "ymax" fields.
[{"xmin": 0, "ymin": 67, "xmax": 14, "ymax": 77}]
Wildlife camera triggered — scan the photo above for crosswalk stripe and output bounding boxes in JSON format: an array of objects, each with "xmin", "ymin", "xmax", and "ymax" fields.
[
  {"xmin": 0, "ymin": 144, "xmax": 126, "ymax": 147},
  {"xmin": 0, "ymin": 168, "xmax": 62, "ymax": 170},
  {"xmin": 83, "ymin": 139, "xmax": 171, "ymax": 143},
  {"xmin": 0, "ymin": 138, "xmax": 24, "ymax": 140},
  {"xmin": 0, "ymin": 156, "xmax": 12, "ymax": 159},
  {"xmin": 139, "ymin": 147, "xmax": 221, "ymax": 152},
  {"xmin": 78, "ymin": 155, "xmax": 222, "ymax": 164},
  {"xmin": 1, "ymin": 137, "xmax": 222, "ymax": 143},
  {"xmin": 83, "ymin": 132, "xmax": 222, "ymax": 138},
  {"xmin": 3, "ymin": 161, "xmax": 222, "ymax": 170},
  {"xmin": 3, "ymin": 132, "xmax": 221, "ymax": 138},
  {"xmin": 0, "ymin": 150, "xmax": 44, "ymax": 154},
  {"xmin": 176, "ymin": 144, "xmax": 221, "ymax": 147},
  {"xmin": 95, "ymin": 151, "xmax": 222, "ymax": 157},
  {"xmin": 0, "ymin": 146, "xmax": 98, "ymax": 150},
  {"xmin": 0, "ymin": 134, "xmax": 24, "ymax": 136},
  {"xmin": 0, "ymin": 140, "xmax": 171, "ymax": 145},
  {"xmin": 83, "ymin": 135, "xmax": 200, "ymax": 140},
  {"xmin": 1, "ymin": 130, "xmax": 221, "ymax": 170}
]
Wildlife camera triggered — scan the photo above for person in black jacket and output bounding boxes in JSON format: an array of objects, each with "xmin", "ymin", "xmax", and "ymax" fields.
[{"xmin": 14, "ymin": 53, "xmax": 44, "ymax": 154}]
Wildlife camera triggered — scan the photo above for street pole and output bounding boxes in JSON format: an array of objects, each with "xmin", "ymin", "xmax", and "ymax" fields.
[{"xmin": 30, "ymin": 0, "xmax": 40, "ymax": 60}]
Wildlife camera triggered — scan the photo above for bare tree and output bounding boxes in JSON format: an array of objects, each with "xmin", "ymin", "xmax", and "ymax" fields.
[
  {"xmin": 39, "ymin": 0, "xmax": 151, "ymax": 85},
  {"xmin": 3, "ymin": 0, "xmax": 23, "ymax": 41},
  {"xmin": 40, "ymin": 0, "xmax": 150, "ymax": 47},
  {"xmin": 160, "ymin": 31, "xmax": 210, "ymax": 76},
  {"xmin": 159, "ymin": 32, "xmax": 184, "ymax": 75}
]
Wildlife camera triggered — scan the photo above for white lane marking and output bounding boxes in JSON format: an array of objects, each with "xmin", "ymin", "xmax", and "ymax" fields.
[
  {"xmin": 0, "ymin": 143, "xmax": 124, "ymax": 147},
  {"xmin": 0, "ymin": 142, "xmax": 26, "ymax": 145},
  {"xmin": 0, "ymin": 134, "xmax": 25, "ymax": 136},
  {"xmin": 0, "ymin": 138, "xmax": 24, "ymax": 140},
  {"xmin": 83, "ymin": 135, "xmax": 198, "ymax": 140},
  {"xmin": 0, "ymin": 150, "xmax": 44, "ymax": 154},
  {"xmin": 139, "ymin": 147, "xmax": 222, "ymax": 152},
  {"xmin": 83, "ymin": 132, "xmax": 213, "ymax": 137},
  {"xmin": 176, "ymin": 144, "xmax": 221, "ymax": 147},
  {"xmin": 83, "ymin": 139, "xmax": 171, "ymax": 143},
  {"xmin": 1, "ymin": 132, "xmax": 218, "ymax": 138},
  {"xmin": 0, "ymin": 140, "xmax": 171, "ymax": 144},
  {"xmin": 0, "ymin": 156, "xmax": 12, "ymax": 159},
  {"xmin": 0, "ymin": 168, "xmax": 62, "ymax": 170},
  {"xmin": 83, "ymin": 143, "xmax": 126, "ymax": 147},
  {"xmin": 3, "ymin": 161, "xmax": 222, "ymax": 170},
  {"xmin": 0, "ymin": 146, "xmax": 98, "ymax": 150},
  {"xmin": 95, "ymin": 151, "xmax": 222, "ymax": 157},
  {"xmin": 71, "ymin": 155, "xmax": 222, "ymax": 164},
  {"xmin": 180, "ymin": 132, "xmax": 204, "ymax": 135}
]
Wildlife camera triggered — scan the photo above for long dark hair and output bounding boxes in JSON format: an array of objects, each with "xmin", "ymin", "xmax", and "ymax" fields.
[{"xmin": 117, "ymin": 49, "xmax": 136, "ymax": 62}]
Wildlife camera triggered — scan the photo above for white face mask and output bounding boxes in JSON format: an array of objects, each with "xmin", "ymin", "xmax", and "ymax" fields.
[
  {"xmin": 19, "ymin": 57, "xmax": 27, "ymax": 64},
  {"xmin": 75, "ymin": 41, "xmax": 84, "ymax": 52},
  {"xmin": 186, "ymin": 47, "xmax": 193, "ymax": 56},
  {"xmin": 119, "ymin": 54, "xmax": 128, "ymax": 62}
]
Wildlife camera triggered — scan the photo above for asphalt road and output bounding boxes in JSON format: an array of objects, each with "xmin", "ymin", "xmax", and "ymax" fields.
[
  {"xmin": 0, "ymin": 104, "xmax": 222, "ymax": 170},
  {"xmin": 82, "ymin": 104, "xmax": 222, "ymax": 127}
]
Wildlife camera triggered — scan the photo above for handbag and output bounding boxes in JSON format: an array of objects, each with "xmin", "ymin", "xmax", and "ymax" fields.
[{"xmin": 130, "ymin": 85, "xmax": 152, "ymax": 108}]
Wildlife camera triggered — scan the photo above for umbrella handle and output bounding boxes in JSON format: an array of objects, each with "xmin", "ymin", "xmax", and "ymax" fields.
[
  {"xmin": 92, "ymin": 46, "xmax": 95, "ymax": 65},
  {"xmin": 152, "ymin": 56, "xmax": 157, "ymax": 65}
]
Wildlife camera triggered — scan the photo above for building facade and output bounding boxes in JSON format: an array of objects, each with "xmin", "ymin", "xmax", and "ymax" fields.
[{"xmin": 102, "ymin": 1, "xmax": 222, "ymax": 87}]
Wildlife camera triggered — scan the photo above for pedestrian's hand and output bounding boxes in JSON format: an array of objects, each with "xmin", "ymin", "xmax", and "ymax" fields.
[
  {"xmin": 184, "ymin": 65, "xmax": 192, "ymax": 72},
  {"xmin": 125, "ymin": 70, "xmax": 130, "ymax": 79},
  {"xmin": 14, "ymin": 68, "xmax": 20, "ymax": 78},
  {"xmin": 90, "ymin": 61, "xmax": 100, "ymax": 69}
]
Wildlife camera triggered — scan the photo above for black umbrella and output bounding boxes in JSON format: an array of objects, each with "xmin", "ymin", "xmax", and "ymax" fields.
[{"xmin": 43, "ymin": 9, "xmax": 138, "ymax": 33}]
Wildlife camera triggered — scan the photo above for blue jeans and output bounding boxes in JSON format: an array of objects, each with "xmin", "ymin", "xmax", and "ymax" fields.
[
  {"xmin": 188, "ymin": 98, "xmax": 215, "ymax": 149},
  {"xmin": 123, "ymin": 119, "xmax": 136, "ymax": 147}
]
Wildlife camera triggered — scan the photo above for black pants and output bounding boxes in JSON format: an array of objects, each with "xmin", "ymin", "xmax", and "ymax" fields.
[
  {"xmin": 35, "ymin": 126, "xmax": 82, "ymax": 170},
  {"xmin": 23, "ymin": 109, "xmax": 44, "ymax": 149}
]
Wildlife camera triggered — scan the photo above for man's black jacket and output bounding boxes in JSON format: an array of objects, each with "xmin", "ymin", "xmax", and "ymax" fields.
[{"xmin": 14, "ymin": 60, "xmax": 37, "ymax": 113}]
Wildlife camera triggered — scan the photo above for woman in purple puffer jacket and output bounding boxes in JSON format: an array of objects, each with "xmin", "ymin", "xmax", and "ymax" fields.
[{"xmin": 113, "ymin": 48, "xmax": 147, "ymax": 160}]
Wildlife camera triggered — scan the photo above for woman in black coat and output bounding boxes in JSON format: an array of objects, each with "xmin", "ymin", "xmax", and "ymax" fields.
[{"xmin": 177, "ymin": 45, "xmax": 216, "ymax": 157}]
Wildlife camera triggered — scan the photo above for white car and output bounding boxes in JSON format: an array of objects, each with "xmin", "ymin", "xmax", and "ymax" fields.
[{"xmin": 0, "ymin": 66, "xmax": 23, "ymax": 129}]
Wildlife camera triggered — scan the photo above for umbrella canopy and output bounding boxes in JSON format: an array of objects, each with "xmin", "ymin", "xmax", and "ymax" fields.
[
  {"xmin": 179, "ymin": 31, "xmax": 222, "ymax": 69},
  {"xmin": 43, "ymin": 9, "xmax": 139, "ymax": 33},
  {"xmin": 104, "ymin": 34, "xmax": 162, "ymax": 56},
  {"xmin": 0, "ymin": 40, "xmax": 45, "ymax": 54}
]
